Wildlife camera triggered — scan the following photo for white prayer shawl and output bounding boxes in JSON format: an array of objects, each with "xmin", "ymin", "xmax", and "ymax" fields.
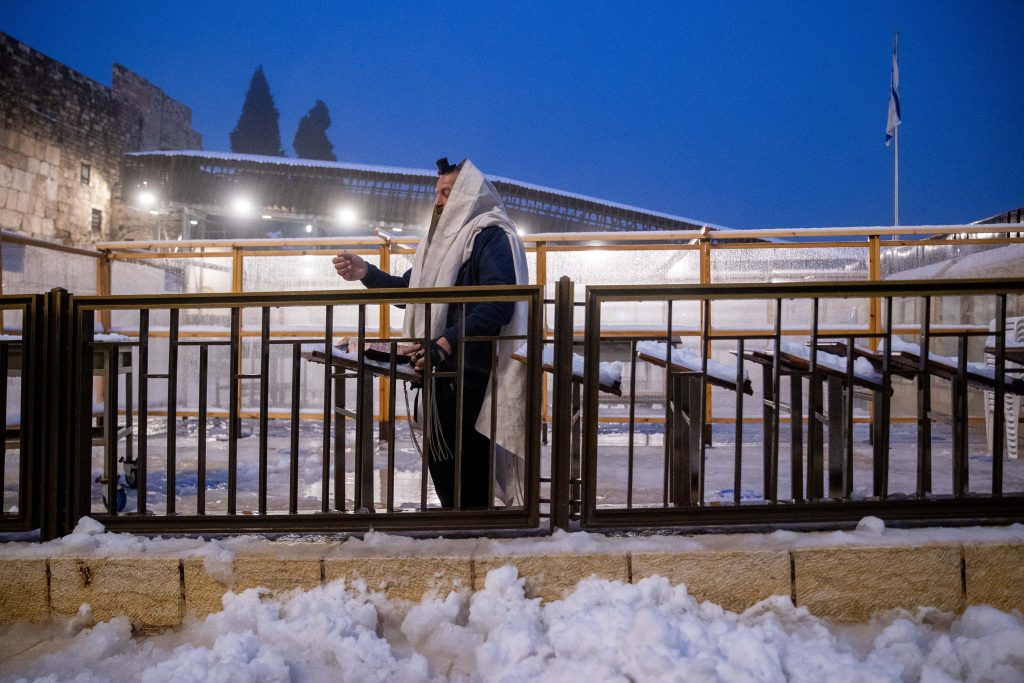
[{"xmin": 402, "ymin": 160, "xmax": 529, "ymax": 503}]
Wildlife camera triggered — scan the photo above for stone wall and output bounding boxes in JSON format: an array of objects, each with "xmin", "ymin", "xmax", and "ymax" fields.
[
  {"xmin": 2, "ymin": 541, "xmax": 1022, "ymax": 628},
  {"xmin": 0, "ymin": 32, "xmax": 200, "ymax": 247},
  {"xmin": 112, "ymin": 65, "xmax": 202, "ymax": 152}
]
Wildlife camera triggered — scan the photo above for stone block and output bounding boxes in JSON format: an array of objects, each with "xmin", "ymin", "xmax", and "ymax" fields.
[
  {"xmin": 45, "ymin": 145, "xmax": 60, "ymax": 165},
  {"xmin": 474, "ymin": 553, "xmax": 629, "ymax": 602},
  {"xmin": 26, "ymin": 157, "xmax": 39, "ymax": 175},
  {"xmin": 964, "ymin": 543, "xmax": 1024, "ymax": 612},
  {"xmin": 5, "ymin": 189, "xmax": 17, "ymax": 210},
  {"xmin": 232, "ymin": 557, "xmax": 322, "ymax": 594},
  {"xmin": 0, "ymin": 559, "xmax": 50, "ymax": 623},
  {"xmin": 49, "ymin": 558, "xmax": 182, "ymax": 629},
  {"xmin": 323, "ymin": 556, "xmax": 472, "ymax": 602},
  {"xmin": 17, "ymin": 135, "xmax": 34, "ymax": 158},
  {"xmin": 182, "ymin": 555, "xmax": 322, "ymax": 618},
  {"xmin": 15, "ymin": 170, "xmax": 27, "ymax": 193},
  {"xmin": 632, "ymin": 550, "xmax": 791, "ymax": 612},
  {"xmin": 16, "ymin": 190, "xmax": 31, "ymax": 213},
  {"xmin": 0, "ymin": 209, "xmax": 22, "ymax": 229},
  {"xmin": 182, "ymin": 557, "xmax": 231, "ymax": 618},
  {"xmin": 793, "ymin": 544, "xmax": 962, "ymax": 622}
]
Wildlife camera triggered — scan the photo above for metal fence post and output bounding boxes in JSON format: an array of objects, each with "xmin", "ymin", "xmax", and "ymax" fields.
[
  {"xmin": 40, "ymin": 288, "xmax": 87, "ymax": 541},
  {"xmin": 550, "ymin": 276, "xmax": 574, "ymax": 531}
]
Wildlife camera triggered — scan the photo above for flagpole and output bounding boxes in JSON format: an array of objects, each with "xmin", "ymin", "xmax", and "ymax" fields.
[{"xmin": 893, "ymin": 32, "xmax": 899, "ymax": 226}]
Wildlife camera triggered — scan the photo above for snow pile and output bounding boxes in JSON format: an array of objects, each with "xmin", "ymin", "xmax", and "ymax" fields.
[
  {"xmin": 3, "ymin": 567, "xmax": 1024, "ymax": 682},
  {"xmin": 779, "ymin": 341, "xmax": 883, "ymax": 384},
  {"xmin": 513, "ymin": 343, "xmax": 623, "ymax": 389},
  {"xmin": 93, "ymin": 333, "xmax": 134, "ymax": 343},
  {"xmin": 888, "ymin": 337, "xmax": 1020, "ymax": 384},
  {"xmin": 636, "ymin": 341, "xmax": 749, "ymax": 385}
]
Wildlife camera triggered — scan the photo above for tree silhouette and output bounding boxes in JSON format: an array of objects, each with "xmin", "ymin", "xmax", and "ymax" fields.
[
  {"xmin": 293, "ymin": 100, "xmax": 337, "ymax": 161},
  {"xmin": 230, "ymin": 66, "xmax": 285, "ymax": 156}
]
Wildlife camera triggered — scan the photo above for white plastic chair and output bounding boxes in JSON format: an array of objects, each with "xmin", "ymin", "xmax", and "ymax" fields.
[{"xmin": 985, "ymin": 316, "xmax": 1024, "ymax": 460}]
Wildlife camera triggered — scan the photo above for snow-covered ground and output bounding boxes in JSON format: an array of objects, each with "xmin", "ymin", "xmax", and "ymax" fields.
[
  {"xmin": 4, "ymin": 416, "xmax": 1023, "ymax": 517},
  {"xmin": 2, "ymin": 561, "xmax": 1023, "ymax": 681},
  {"xmin": 3, "ymin": 415, "xmax": 1023, "ymax": 680},
  {"xmin": 37, "ymin": 420, "xmax": 1024, "ymax": 515}
]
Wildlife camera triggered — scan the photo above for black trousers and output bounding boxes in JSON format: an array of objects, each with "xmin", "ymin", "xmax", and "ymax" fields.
[{"xmin": 427, "ymin": 370, "xmax": 493, "ymax": 509}]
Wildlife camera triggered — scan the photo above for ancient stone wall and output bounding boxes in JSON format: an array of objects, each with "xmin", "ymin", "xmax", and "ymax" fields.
[
  {"xmin": 112, "ymin": 65, "xmax": 202, "ymax": 152},
  {"xmin": 0, "ymin": 32, "xmax": 200, "ymax": 247}
]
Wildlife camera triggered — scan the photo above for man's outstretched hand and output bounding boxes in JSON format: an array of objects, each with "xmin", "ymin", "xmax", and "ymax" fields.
[{"xmin": 333, "ymin": 252, "xmax": 368, "ymax": 281}]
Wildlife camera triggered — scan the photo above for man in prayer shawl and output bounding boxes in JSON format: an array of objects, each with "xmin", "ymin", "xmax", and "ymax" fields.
[{"xmin": 333, "ymin": 158, "xmax": 529, "ymax": 508}]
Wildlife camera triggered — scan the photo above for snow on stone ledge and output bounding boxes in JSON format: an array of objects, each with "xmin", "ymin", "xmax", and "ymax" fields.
[{"xmin": 4, "ymin": 516, "xmax": 1024, "ymax": 563}]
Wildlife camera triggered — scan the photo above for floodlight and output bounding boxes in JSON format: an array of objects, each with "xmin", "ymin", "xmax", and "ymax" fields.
[
  {"xmin": 189, "ymin": 220, "xmax": 199, "ymax": 226},
  {"xmin": 137, "ymin": 190, "xmax": 156, "ymax": 207},
  {"xmin": 305, "ymin": 224, "xmax": 313, "ymax": 233},
  {"xmin": 393, "ymin": 227, "xmax": 403, "ymax": 233},
  {"xmin": 261, "ymin": 214, "xmax": 272, "ymax": 220},
  {"xmin": 231, "ymin": 197, "xmax": 254, "ymax": 217},
  {"xmin": 337, "ymin": 206, "xmax": 358, "ymax": 227}
]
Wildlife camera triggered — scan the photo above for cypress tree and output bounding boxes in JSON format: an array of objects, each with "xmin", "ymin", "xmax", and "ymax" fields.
[
  {"xmin": 230, "ymin": 66, "xmax": 285, "ymax": 156},
  {"xmin": 293, "ymin": 100, "xmax": 337, "ymax": 161}
]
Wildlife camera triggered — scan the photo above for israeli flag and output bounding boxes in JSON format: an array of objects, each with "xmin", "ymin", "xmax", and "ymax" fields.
[{"xmin": 885, "ymin": 36, "xmax": 901, "ymax": 146}]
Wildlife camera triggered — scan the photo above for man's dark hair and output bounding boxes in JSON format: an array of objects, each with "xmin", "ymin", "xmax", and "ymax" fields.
[{"xmin": 436, "ymin": 157, "xmax": 463, "ymax": 176}]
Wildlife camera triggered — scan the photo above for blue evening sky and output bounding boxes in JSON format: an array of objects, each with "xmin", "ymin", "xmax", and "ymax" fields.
[{"xmin": 3, "ymin": 1, "xmax": 1022, "ymax": 229}]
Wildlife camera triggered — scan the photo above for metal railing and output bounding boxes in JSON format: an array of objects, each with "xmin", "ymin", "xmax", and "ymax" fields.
[
  {"xmin": 578, "ymin": 278, "xmax": 1024, "ymax": 530},
  {"xmin": 0, "ymin": 294, "xmax": 44, "ymax": 534},
  {"xmin": 15, "ymin": 286, "xmax": 542, "ymax": 539},
  {"xmin": 2, "ymin": 278, "xmax": 1024, "ymax": 539}
]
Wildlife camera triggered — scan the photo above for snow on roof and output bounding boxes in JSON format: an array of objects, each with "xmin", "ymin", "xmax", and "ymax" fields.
[{"xmin": 126, "ymin": 150, "xmax": 731, "ymax": 231}]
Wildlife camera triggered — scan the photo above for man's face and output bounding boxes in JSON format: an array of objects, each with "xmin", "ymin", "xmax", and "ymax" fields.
[{"xmin": 434, "ymin": 171, "xmax": 459, "ymax": 215}]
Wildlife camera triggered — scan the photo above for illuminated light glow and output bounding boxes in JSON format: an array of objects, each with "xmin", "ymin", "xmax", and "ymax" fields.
[
  {"xmin": 582, "ymin": 249, "xmax": 613, "ymax": 268},
  {"xmin": 517, "ymin": 228, "xmax": 525, "ymax": 236},
  {"xmin": 336, "ymin": 206, "xmax": 358, "ymax": 227},
  {"xmin": 148, "ymin": 210, "xmax": 160, "ymax": 216},
  {"xmin": 189, "ymin": 220, "xmax": 199, "ymax": 226},
  {"xmin": 305, "ymin": 224, "xmax": 313, "ymax": 233},
  {"xmin": 392, "ymin": 227, "xmax": 403, "ymax": 233},
  {"xmin": 231, "ymin": 197, "xmax": 254, "ymax": 217},
  {"xmin": 261, "ymin": 214, "xmax": 273, "ymax": 220},
  {"xmin": 137, "ymin": 190, "xmax": 156, "ymax": 207}
]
